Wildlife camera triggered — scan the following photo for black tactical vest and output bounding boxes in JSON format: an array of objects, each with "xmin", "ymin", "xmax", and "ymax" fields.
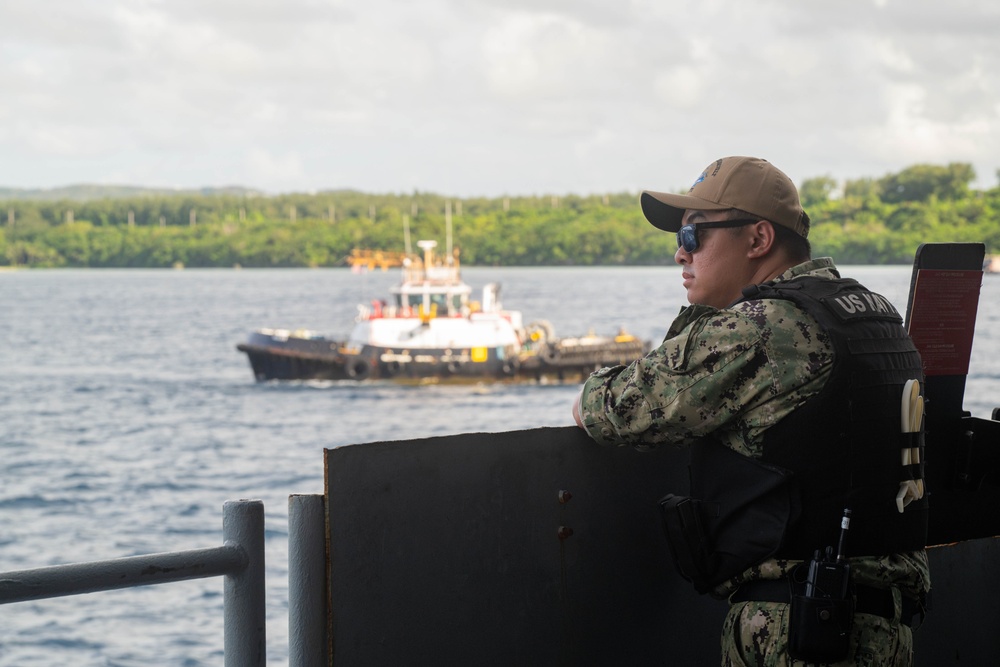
[
  {"xmin": 660, "ymin": 275, "xmax": 928, "ymax": 592},
  {"xmin": 742, "ymin": 276, "xmax": 928, "ymax": 558}
]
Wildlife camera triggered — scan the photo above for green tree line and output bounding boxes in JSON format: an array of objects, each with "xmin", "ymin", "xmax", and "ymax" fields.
[{"xmin": 2, "ymin": 163, "xmax": 999, "ymax": 268}]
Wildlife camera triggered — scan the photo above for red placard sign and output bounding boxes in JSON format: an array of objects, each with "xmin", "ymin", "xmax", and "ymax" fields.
[{"xmin": 907, "ymin": 269, "xmax": 982, "ymax": 376}]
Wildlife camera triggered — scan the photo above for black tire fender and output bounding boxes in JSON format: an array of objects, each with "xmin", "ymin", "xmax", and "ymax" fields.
[{"xmin": 347, "ymin": 357, "xmax": 371, "ymax": 380}]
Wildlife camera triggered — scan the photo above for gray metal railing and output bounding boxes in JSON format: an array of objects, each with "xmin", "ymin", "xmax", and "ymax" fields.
[
  {"xmin": 288, "ymin": 493, "xmax": 328, "ymax": 667},
  {"xmin": 0, "ymin": 499, "xmax": 266, "ymax": 666}
]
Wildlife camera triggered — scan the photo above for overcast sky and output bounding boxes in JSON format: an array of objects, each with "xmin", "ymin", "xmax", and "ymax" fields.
[{"xmin": 2, "ymin": 0, "xmax": 998, "ymax": 197}]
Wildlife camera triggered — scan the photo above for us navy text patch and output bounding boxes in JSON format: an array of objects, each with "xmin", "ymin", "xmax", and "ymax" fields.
[{"xmin": 821, "ymin": 291, "xmax": 902, "ymax": 322}]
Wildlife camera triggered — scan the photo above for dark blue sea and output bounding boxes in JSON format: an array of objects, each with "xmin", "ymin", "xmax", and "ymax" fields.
[{"xmin": 2, "ymin": 265, "xmax": 999, "ymax": 665}]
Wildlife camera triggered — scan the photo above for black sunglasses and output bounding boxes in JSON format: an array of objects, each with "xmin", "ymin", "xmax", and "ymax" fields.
[{"xmin": 676, "ymin": 219, "xmax": 759, "ymax": 253}]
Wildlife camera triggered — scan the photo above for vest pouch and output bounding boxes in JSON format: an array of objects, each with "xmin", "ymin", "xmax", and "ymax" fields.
[
  {"xmin": 660, "ymin": 440, "xmax": 802, "ymax": 594},
  {"xmin": 657, "ymin": 494, "xmax": 715, "ymax": 591},
  {"xmin": 788, "ymin": 592, "xmax": 853, "ymax": 662}
]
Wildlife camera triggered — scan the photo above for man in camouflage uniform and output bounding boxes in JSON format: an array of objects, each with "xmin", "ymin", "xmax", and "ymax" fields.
[{"xmin": 573, "ymin": 156, "xmax": 930, "ymax": 666}]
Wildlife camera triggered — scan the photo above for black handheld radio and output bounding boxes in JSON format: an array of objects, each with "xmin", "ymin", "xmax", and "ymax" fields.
[
  {"xmin": 805, "ymin": 508, "xmax": 852, "ymax": 599},
  {"xmin": 789, "ymin": 508, "xmax": 854, "ymax": 662}
]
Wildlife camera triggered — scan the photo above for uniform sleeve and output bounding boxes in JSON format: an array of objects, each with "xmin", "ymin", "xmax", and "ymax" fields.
[{"xmin": 579, "ymin": 308, "xmax": 772, "ymax": 450}]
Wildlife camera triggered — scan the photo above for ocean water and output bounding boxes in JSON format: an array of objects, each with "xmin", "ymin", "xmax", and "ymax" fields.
[{"xmin": 2, "ymin": 264, "xmax": 999, "ymax": 665}]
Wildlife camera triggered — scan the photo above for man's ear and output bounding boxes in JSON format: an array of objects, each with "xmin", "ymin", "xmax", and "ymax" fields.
[{"xmin": 748, "ymin": 220, "xmax": 776, "ymax": 257}]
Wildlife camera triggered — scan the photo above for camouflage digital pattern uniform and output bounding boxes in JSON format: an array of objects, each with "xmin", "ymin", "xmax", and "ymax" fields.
[{"xmin": 578, "ymin": 258, "xmax": 930, "ymax": 666}]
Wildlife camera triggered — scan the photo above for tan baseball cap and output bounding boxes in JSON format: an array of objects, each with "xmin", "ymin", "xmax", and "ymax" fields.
[{"xmin": 640, "ymin": 156, "xmax": 809, "ymax": 238}]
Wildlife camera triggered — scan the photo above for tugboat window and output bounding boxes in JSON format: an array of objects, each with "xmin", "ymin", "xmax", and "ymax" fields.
[{"xmin": 402, "ymin": 294, "xmax": 463, "ymax": 310}]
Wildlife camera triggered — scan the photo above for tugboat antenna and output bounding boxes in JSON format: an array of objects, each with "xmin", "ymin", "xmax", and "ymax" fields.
[
  {"xmin": 446, "ymin": 200, "xmax": 453, "ymax": 265},
  {"xmin": 403, "ymin": 214, "xmax": 412, "ymax": 256}
]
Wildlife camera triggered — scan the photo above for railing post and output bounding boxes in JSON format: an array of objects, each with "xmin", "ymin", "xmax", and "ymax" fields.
[
  {"xmin": 223, "ymin": 499, "xmax": 266, "ymax": 666},
  {"xmin": 288, "ymin": 494, "xmax": 328, "ymax": 667}
]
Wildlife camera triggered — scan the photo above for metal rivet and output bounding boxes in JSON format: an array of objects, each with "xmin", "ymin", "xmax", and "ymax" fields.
[
  {"xmin": 557, "ymin": 526, "xmax": 574, "ymax": 540},
  {"xmin": 558, "ymin": 490, "xmax": 572, "ymax": 504}
]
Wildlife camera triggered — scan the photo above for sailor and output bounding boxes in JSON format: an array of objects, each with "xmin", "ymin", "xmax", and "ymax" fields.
[{"xmin": 573, "ymin": 156, "xmax": 930, "ymax": 665}]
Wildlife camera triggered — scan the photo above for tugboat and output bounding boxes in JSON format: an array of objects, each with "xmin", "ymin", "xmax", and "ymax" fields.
[{"xmin": 236, "ymin": 239, "xmax": 649, "ymax": 383}]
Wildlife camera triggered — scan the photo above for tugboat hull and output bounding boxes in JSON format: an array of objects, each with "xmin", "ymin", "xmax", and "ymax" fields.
[{"xmin": 237, "ymin": 330, "xmax": 648, "ymax": 384}]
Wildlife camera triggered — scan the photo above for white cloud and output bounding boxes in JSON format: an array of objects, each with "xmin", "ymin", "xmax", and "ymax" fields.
[
  {"xmin": 869, "ymin": 83, "xmax": 996, "ymax": 164},
  {"xmin": 246, "ymin": 148, "xmax": 306, "ymax": 188},
  {"xmin": 1, "ymin": 0, "xmax": 999, "ymax": 193},
  {"xmin": 482, "ymin": 11, "xmax": 612, "ymax": 99},
  {"xmin": 652, "ymin": 65, "xmax": 707, "ymax": 110}
]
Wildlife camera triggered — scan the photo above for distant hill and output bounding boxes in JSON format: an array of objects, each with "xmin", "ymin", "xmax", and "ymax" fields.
[{"xmin": 0, "ymin": 184, "xmax": 264, "ymax": 202}]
